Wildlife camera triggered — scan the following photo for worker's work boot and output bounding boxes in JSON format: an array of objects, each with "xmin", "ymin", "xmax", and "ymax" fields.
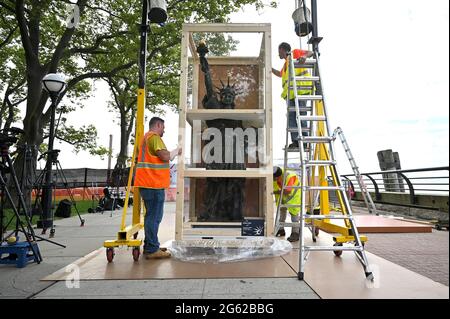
[
  {"xmin": 276, "ymin": 209, "xmax": 287, "ymax": 237},
  {"xmin": 288, "ymin": 141, "xmax": 299, "ymax": 149},
  {"xmin": 276, "ymin": 228, "xmax": 286, "ymax": 237},
  {"xmin": 144, "ymin": 249, "xmax": 171, "ymax": 259},
  {"xmin": 287, "ymin": 232, "xmax": 300, "ymax": 242}
]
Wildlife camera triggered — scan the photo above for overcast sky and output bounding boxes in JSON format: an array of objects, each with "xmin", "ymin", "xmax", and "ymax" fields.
[{"xmin": 49, "ymin": 0, "xmax": 449, "ymax": 173}]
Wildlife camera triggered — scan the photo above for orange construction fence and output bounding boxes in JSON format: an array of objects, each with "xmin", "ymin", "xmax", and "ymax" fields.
[{"xmin": 31, "ymin": 187, "xmax": 187, "ymax": 202}]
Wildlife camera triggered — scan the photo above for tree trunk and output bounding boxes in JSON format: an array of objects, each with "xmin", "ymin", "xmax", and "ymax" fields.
[
  {"xmin": 9, "ymin": 66, "xmax": 46, "ymax": 209},
  {"xmin": 116, "ymin": 113, "xmax": 130, "ymax": 168}
]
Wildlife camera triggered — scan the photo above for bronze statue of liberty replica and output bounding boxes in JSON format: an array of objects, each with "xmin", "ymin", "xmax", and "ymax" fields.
[{"xmin": 197, "ymin": 41, "xmax": 246, "ymax": 222}]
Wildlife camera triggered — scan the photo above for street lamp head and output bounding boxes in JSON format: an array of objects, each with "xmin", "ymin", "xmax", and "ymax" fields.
[
  {"xmin": 42, "ymin": 73, "xmax": 66, "ymax": 95},
  {"xmin": 148, "ymin": 0, "xmax": 168, "ymax": 24},
  {"xmin": 292, "ymin": 7, "xmax": 313, "ymax": 37}
]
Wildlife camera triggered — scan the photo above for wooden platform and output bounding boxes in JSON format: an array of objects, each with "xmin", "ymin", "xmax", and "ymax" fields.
[
  {"xmin": 283, "ymin": 233, "xmax": 448, "ymax": 299},
  {"xmin": 42, "ymin": 232, "xmax": 448, "ymax": 299},
  {"xmin": 327, "ymin": 214, "xmax": 433, "ymax": 233},
  {"xmin": 42, "ymin": 246, "xmax": 296, "ymax": 281}
]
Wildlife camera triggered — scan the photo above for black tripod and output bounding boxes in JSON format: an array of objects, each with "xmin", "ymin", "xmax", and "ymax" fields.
[
  {"xmin": 0, "ymin": 131, "xmax": 43, "ymax": 264},
  {"xmin": 14, "ymin": 142, "xmax": 39, "ymax": 234},
  {"xmin": 33, "ymin": 149, "xmax": 85, "ymax": 238}
]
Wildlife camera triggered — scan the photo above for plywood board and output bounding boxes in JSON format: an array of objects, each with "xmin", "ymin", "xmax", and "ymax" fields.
[
  {"xmin": 326, "ymin": 215, "xmax": 433, "ymax": 233},
  {"xmin": 282, "ymin": 232, "xmax": 448, "ymax": 299},
  {"xmin": 42, "ymin": 234, "xmax": 448, "ymax": 299},
  {"xmin": 42, "ymin": 247, "xmax": 296, "ymax": 281}
]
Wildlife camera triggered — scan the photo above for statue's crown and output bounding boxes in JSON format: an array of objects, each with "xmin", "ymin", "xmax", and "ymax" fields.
[{"xmin": 216, "ymin": 77, "xmax": 242, "ymax": 97}]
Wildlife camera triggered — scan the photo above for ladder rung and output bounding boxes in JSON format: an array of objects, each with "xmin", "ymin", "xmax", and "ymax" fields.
[
  {"xmin": 305, "ymin": 186, "xmax": 346, "ymax": 191},
  {"xmin": 305, "ymin": 160, "xmax": 336, "ymax": 166},
  {"xmin": 288, "ymin": 107, "xmax": 312, "ymax": 112},
  {"xmin": 298, "ymin": 116, "xmax": 326, "ymax": 121},
  {"xmin": 279, "ymin": 222, "xmax": 300, "ymax": 228},
  {"xmin": 297, "ymin": 95, "xmax": 323, "ymax": 101},
  {"xmin": 294, "ymin": 65, "xmax": 314, "ymax": 69},
  {"xmin": 285, "ymin": 148, "xmax": 311, "ymax": 153},
  {"xmin": 304, "ymin": 246, "xmax": 363, "ymax": 252},
  {"xmin": 282, "ymin": 167, "xmax": 302, "ymax": 171},
  {"xmin": 280, "ymin": 204, "xmax": 303, "ymax": 208},
  {"xmin": 298, "ymin": 136, "xmax": 334, "ymax": 143},
  {"xmin": 289, "ymin": 86, "xmax": 315, "ymax": 90},
  {"xmin": 294, "ymin": 76, "xmax": 320, "ymax": 81},
  {"xmin": 287, "ymin": 128, "xmax": 311, "ymax": 133},
  {"xmin": 296, "ymin": 58, "xmax": 317, "ymax": 64},
  {"xmin": 294, "ymin": 60, "xmax": 316, "ymax": 68}
]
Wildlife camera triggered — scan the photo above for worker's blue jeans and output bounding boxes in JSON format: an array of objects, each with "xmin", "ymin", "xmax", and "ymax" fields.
[
  {"xmin": 288, "ymin": 99, "xmax": 308, "ymax": 143},
  {"xmin": 140, "ymin": 188, "xmax": 165, "ymax": 254}
]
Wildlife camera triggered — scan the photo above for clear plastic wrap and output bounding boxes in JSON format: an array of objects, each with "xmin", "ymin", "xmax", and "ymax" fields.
[{"xmin": 168, "ymin": 238, "xmax": 292, "ymax": 263}]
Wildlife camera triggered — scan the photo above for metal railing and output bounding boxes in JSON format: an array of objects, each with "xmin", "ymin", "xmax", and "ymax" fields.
[{"xmin": 342, "ymin": 166, "xmax": 449, "ymax": 207}]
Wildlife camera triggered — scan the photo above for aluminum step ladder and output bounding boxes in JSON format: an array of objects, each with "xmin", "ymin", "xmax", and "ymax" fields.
[
  {"xmin": 274, "ymin": 50, "xmax": 374, "ymax": 282},
  {"xmin": 333, "ymin": 127, "xmax": 378, "ymax": 215}
]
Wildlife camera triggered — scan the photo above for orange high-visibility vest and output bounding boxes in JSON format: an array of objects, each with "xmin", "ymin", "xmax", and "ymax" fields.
[
  {"xmin": 281, "ymin": 49, "xmax": 313, "ymax": 99},
  {"xmin": 273, "ymin": 168, "xmax": 302, "ymax": 216},
  {"xmin": 134, "ymin": 131, "xmax": 170, "ymax": 189}
]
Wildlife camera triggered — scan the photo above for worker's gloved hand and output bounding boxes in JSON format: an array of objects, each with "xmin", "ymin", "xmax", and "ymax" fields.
[
  {"xmin": 297, "ymin": 57, "xmax": 306, "ymax": 65},
  {"xmin": 170, "ymin": 146, "xmax": 182, "ymax": 161}
]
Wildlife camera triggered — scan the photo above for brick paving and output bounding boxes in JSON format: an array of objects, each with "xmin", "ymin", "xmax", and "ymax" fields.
[{"xmin": 363, "ymin": 230, "xmax": 449, "ymax": 286}]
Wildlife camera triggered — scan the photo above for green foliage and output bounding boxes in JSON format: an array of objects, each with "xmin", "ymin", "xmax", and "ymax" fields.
[
  {"xmin": 55, "ymin": 120, "xmax": 110, "ymax": 158},
  {"xmin": 0, "ymin": 5, "xmax": 25, "ymax": 130},
  {"xmin": 0, "ymin": 0, "xmax": 277, "ymax": 164},
  {"xmin": 98, "ymin": 0, "xmax": 277, "ymax": 166}
]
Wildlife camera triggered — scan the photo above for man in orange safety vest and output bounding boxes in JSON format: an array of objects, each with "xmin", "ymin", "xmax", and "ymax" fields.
[{"xmin": 134, "ymin": 117, "xmax": 182, "ymax": 259}]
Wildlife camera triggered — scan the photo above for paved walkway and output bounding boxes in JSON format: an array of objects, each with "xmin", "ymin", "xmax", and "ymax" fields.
[
  {"xmin": 0, "ymin": 203, "xmax": 447, "ymax": 299},
  {"xmin": 364, "ymin": 230, "xmax": 449, "ymax": 286},
  {"xmin": 348, "ymin": 207, "xmax": 449, "ymax": 286},
  {"xmin": 1, "ymin": 203, "xmax": 318, "ymax": 299}
]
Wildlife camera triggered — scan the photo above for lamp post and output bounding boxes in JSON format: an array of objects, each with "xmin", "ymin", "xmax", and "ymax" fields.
[{"xmin": 37, "ymin": 73, "xmax": 66, "ymax": 234}]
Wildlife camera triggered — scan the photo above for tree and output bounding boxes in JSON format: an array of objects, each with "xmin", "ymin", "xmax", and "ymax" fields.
[
  {"xmin": 0, "ymin": 5, "xmax": 25, "ymax": 131},
  {"xmin": 0, "ymin": 0, "xmax": 136, "ymax": 192},
  {"xmin": 0, "ymin": 0, "xmax": 277, "ymax": 194},
  {"xmin": 101, "ymin": 0, "xmax": 276, "ymax": 169}
]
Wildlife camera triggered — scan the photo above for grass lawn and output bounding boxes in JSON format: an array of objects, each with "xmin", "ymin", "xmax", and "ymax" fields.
[{"xmin": 1, "ymin": 199, "xmax": 99, "ymax": 231}]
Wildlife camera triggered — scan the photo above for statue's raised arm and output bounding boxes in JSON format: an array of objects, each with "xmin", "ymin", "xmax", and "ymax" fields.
[{"xmin": 197, "ymin": 41, "xmax": 215, "ymax": 100}]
